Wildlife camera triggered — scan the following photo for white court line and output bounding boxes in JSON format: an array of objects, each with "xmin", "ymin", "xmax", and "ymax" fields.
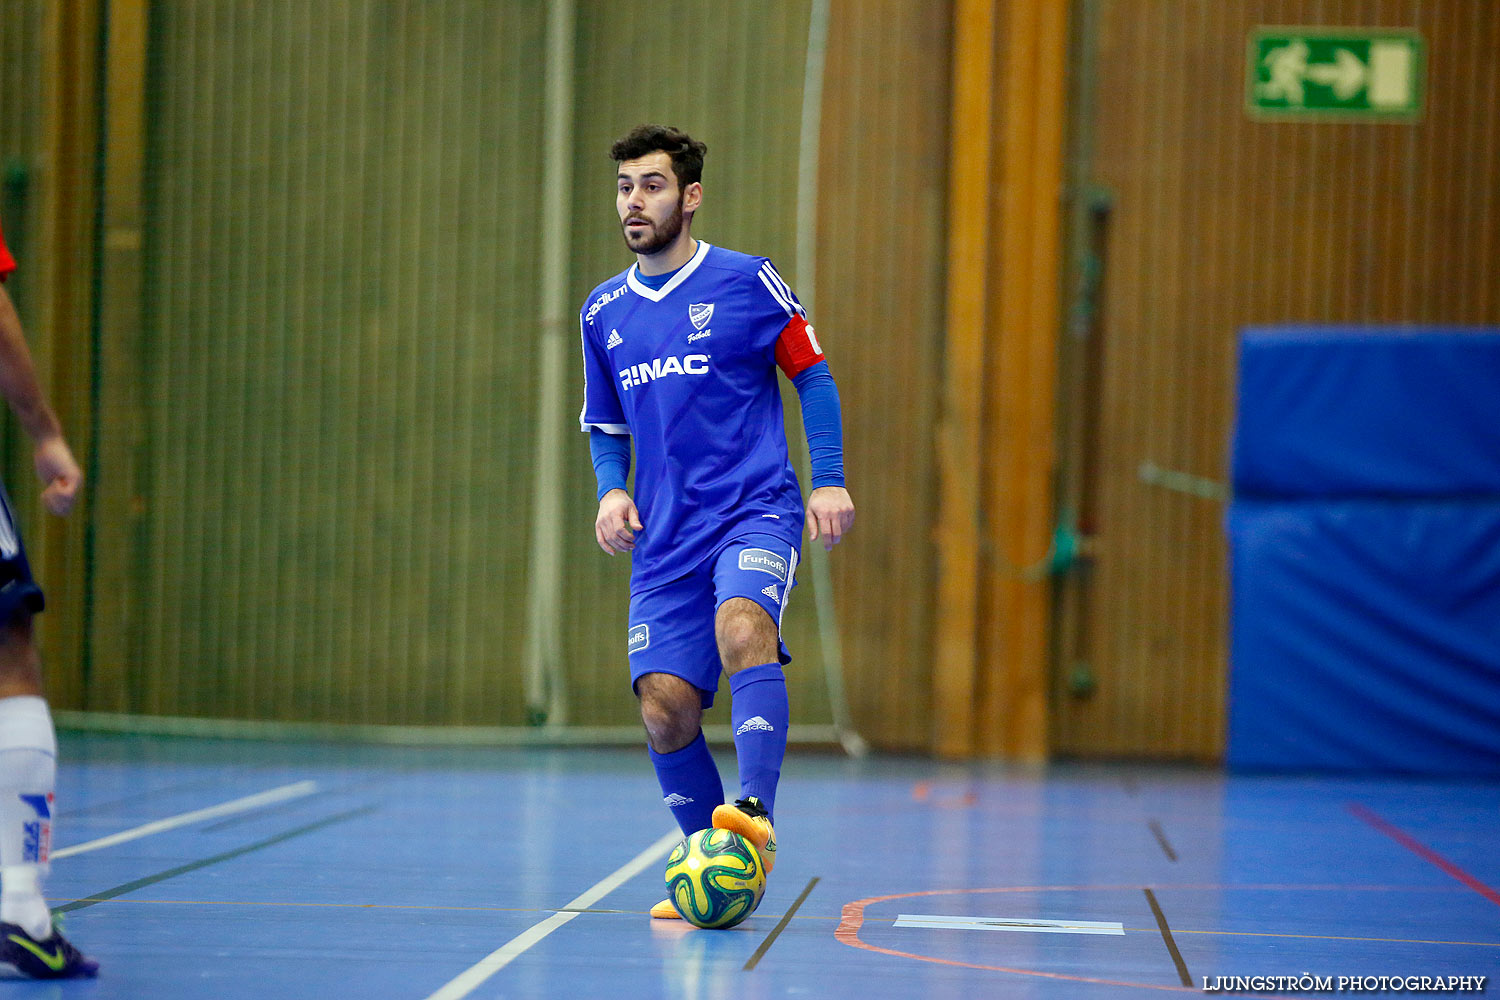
[
  {"xmin": 895, "ymin": 913, "xmax": 1125, "ymax": 935},
  {"xmin": 424, "ymin": 828, "xmax": 682, "ymax": 1000},
  {"xmin": 52, "ymin": 780, "xmax": 320, "ymax": 859}
]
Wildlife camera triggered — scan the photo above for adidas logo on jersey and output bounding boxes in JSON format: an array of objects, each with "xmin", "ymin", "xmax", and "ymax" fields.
[
  {"xmin": 606, "ymin": 329, "xmax": 623, "ymax": 349},
  {"xmin": 618, "ymin": 353, "xmax": 711, "ymax": 391},
  {"xmin": 736, "ymin": 716, "xmax": 775, "ymax": 735},
  {"xmin": 761, "ymin": 584, "xmax": 780, "ymax": 602},
  {"xmin": 663, "ymin": 793, "xmax": 694, "ymax": 807}
]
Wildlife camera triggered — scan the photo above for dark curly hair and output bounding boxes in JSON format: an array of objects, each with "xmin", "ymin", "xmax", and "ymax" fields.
[{"xmin": 609, "ymin": 124, "xmax": 708, "ymax": 189}]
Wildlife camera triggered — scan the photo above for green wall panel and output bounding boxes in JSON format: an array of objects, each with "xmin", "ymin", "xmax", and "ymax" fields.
[{"xmin": 136, "ymin": 1, "xmax": 547, "ymax": 724}]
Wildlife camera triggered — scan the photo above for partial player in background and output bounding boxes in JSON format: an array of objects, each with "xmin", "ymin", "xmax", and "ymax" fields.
[
  {"xmin": 578, "ymin": 124, "xmax": 855, "ymax": 921},
  {"xmin": 0, "ymin": 216, "xmax": 95, "ymax": 978}
]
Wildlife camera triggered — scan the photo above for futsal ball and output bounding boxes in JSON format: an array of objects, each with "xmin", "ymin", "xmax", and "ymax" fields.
[{"xmin": 663, "ymin": 828, "xmax": 767, "ymax": 929}]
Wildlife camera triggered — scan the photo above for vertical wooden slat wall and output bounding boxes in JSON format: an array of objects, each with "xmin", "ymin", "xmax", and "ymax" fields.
[
  {"xmin": 75, "ymin": 0, "xmax": 850, "ymax": 731},
  {"xmin": 99, "ymin": 1, "xmax": 549, "ymax": 724},
  {"xmin": 815, "ymin": 0, "xmax": 952, "ymax": 751},
  {"xmin": 1053, "ymin": 0, "xmax": 1500, "ymax": 759}
]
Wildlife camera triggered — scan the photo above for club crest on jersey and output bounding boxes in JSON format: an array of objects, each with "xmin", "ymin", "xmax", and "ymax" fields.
[
  {"xmin": 739, "ymin": 548, "xmax": 788, "ymax": 581},
  {"xmin": 618, "ymin": 353, "xmax": 711, "ymax": 391},
  {"xmin": 688, "ymin": 302, "xmax": 714, "ymax": 330}
]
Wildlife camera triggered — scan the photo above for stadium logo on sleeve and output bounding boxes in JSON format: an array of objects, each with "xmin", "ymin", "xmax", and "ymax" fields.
[
  {"xmin": 739, "ymin": 548, "xmax": 788, "ymax": 581},
  {"xmin": 586, "ymin": 284, "xmax": 627, "ymax": 322},
  {"xmin": 688, "ymin": 302, "xmax": 714, "ymax": 330},
  {"xmin": 627, "ymin": 623, "xmax": 650, "ymax": 654}
]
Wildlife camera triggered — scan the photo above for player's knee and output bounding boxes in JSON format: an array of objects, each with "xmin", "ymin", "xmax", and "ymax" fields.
[
  {"xmin": 637, "ymin": 674, "xmax": 701, "ymax": 752},
  {"xmin": 715, "ymin": 598, "xmax": 777, "ymax": 672},
  {"xmin": 0, "ymin": 612, "xmax": 44, "ymax": 695}
]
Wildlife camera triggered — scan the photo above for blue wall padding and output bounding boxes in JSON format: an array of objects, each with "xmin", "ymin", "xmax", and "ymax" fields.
[
  {"xmin": 1233, "ymin": 328, "xmax": 1500, "ymax": 498},
  {"xmin": 1227, "ymin": 327, "xmax": 1500, "ymax": 774},
  {"xmin": 1226, "ymin": 500, "xmax": 1500, "ymax": 774}
]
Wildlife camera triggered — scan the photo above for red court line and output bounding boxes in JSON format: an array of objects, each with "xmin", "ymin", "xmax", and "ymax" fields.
[
  {"xmin": 1347, "ymin": 803, "xmax": 1500, "ymax": 909},
  {"xmin": 910, "ymin": 781, "xmax": 977, "ymax": 809}
]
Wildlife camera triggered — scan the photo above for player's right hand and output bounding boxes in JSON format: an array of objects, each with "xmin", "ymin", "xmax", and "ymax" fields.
[
  {"xmin": 34, "ymin": 434, "xmax": 82, "ymax": 517},
  {"xmin": 595, "ymin": 489, "xmax": 644, "ymax": 555}
]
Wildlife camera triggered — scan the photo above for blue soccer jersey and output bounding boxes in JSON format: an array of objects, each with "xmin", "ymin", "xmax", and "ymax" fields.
[{"xmin": 579, "ymin": 241, "xmax": 827, "ymax": 591}]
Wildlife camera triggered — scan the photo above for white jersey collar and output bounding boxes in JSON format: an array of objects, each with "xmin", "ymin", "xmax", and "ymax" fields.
[{"xmin": 627, "ymin": 240, "xmax": 712, "ymax": 302}]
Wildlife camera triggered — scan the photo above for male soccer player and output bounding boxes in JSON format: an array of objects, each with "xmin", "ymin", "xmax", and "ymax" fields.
[
  {"xmin": 0, "ymin": 216, "xmax": 95, "ymax": 977},
  {"xmin": 578, "ymin": 124, "xmax": 854, "ymax": 921}
]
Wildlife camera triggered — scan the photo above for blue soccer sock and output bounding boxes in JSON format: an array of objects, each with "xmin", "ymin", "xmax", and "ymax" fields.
[
  {"xmin": 728, "ymin": 663, "xmax": 790, "ymax": 819},
  {"xmin": 648, "ymin": 730, "xmax": 723, "ymax": 835}
]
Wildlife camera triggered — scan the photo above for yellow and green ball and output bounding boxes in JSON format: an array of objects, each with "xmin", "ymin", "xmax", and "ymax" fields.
[{"xmin": 663, "ymin": 828, "xmax": 767, "ymax": 928}]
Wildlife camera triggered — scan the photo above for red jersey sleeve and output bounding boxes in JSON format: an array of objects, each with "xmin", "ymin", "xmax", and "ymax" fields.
[
  {"xmin": 774, "ymin": 313, "xmax": 826, "ymax": 379},
  {"xmin": 0, "ymin": 218, "xmax": 14, "ymax": 282}
]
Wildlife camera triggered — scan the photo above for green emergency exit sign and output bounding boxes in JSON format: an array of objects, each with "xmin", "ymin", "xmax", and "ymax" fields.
[{"xmin": 1248, "ymin": 28, "xmax": 1424, "ymax": 120}]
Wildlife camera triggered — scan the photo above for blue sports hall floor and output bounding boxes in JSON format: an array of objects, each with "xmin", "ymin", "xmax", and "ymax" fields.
[{"xmin": 10, "ymin": 733, "xmax": 1497, "ymax": 997}]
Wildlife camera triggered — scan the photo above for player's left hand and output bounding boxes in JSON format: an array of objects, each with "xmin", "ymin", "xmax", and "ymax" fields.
[
  {"xmin": 34, "ymin": 434, "xmax": 82, "ymax": 516},
  {"xmin": 806, "ymin": 486, "xmax": 854, "ymax": 552}
]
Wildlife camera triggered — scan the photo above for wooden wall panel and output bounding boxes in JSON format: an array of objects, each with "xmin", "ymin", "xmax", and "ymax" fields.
[
  {"xmin": 816, "ymin": 0, "xmax": 951, "ymax": 750},
  {"xmin": 1055, "ymin": 0, "xmax": 1500, "ymax": 759},
  {"xmin": 111, "ymin": 1, "xmax": 548, "ymax": 724}
]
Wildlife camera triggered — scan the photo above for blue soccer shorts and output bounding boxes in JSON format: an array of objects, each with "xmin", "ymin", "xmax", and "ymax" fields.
[
  {"xmin": 0, "ymin": 481, "xmax": 44, "ymax": 623},
  {"xmin": 627, "ymin": 532, "xmax": 798, "ymax": 708}
]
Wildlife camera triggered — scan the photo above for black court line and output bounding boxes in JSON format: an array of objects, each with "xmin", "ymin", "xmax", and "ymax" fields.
[
  {"xmin": 1143, "ymin": 887, "xmax": 1191, "ymax": 987},
  {"xmin": 1147, "ymin": 818, "xmax": 1178, "ymax": 862},
  {"xmin": 743, "ymin": 877, "xmax": 819, "ymax": 971},
  {"xmin": 55, "ymin": 806, "xmax": 377, "ymax": 914},
  {"xmin": 67, "ymin": 775, "xmax": 245, "ymax": 817}
]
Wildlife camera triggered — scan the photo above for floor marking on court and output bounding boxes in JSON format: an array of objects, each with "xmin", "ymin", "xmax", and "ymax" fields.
[
  {"xmin": 68, "ymin": 775, "xmax": 246, "ymax": 817},
  {"xmin": 911, "ymin": 782, "xmax": 978, "ymax": 808},
  {"xmin": 744, "ymin": 876, "xmax": 820, "ymax": 970},
  {"xmin": 1348, "ymin": 803, "xmax": 1500, "ymax": 909},
  {"xmin": 423, "ymin": 828, "xmax": 681, "ymax": 1000},
  {"xmin": 838, "ymin": 887, "xmax": 1203, "ymax": 993},
  {"xmin": 1143, "ymin": 888, "xmax": 1192, "ymax": 986},
  {"xmin": 55, "ymin": 806, "xmax": 376, "ymax": 914},
  {"xmin": 54, "ymin": 780, "xmax": 320, "ymax": 858},
  {"xmin": 1148, "ymin": 819, "xmax": 1179, "ymax": 862},
  {"xmin": 894, "ymin": 914, "xmax": 1124, "ymax": 935}
]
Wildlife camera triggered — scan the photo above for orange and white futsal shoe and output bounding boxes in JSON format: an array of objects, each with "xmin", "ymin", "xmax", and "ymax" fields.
[
  {"xmin": 711, "ymin": 796, "xmax": 777, "ymax": 875},
  {"xmin": 650, "ymin": 898, "xmax": 683, "ymax": 920}
]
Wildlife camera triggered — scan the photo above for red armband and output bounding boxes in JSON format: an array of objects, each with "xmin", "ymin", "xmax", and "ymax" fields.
[
  {"xmin": 0, "ymin": 218, "xmax": 14, "ymax": 281},
  {"xmin": 774, "ymin": 314, "xmax": 826, "ymax": 378}
]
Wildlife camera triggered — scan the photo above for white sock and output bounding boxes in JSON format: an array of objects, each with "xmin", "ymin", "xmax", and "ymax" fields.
[{"xmin": 0, "ymin": 695, "xmax": 58, "ymax": 939}]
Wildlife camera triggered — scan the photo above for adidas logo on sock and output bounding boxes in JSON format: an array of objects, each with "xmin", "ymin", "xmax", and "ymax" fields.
[
  {"xmin": 761, "ymin": 583, "xmax": 779, "ymax": 601},
  {"xmin": 663, "ymin": 793, "xmax": 694, "ymax": 807},
  {"xmin": 736, "ymin": 716, "xmax": 775, "ymax": 735}
]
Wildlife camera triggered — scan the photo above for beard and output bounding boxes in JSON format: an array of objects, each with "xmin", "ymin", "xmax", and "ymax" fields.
[{"xmin": 621, "ymin": 193, "xmax": 685, "ymax": 256}]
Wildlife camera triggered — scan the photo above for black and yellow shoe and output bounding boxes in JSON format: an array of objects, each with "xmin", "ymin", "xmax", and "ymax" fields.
[
  {"xmin": 0, "ymin": 921, "xmax": 98, "ymax": 979},
  {"xmin": 711, "ymin": 796, "xmax": 777, "ymax": 875}
]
